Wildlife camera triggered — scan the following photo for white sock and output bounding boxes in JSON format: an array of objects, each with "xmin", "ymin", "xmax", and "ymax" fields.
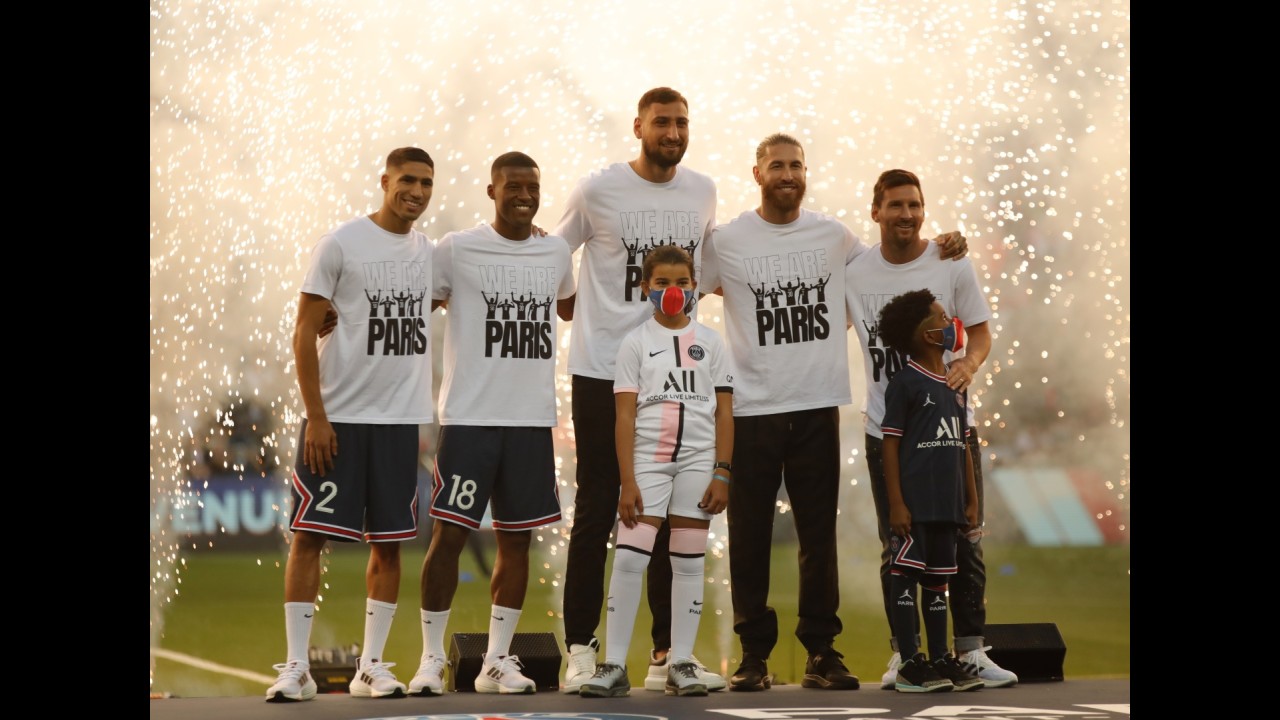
[
  {"xmin": 422, "ymin": 609, "xmax": 451, "ymax": 659},
  {"xmin": 361, "ymin": 599, "xmax": 396, "ymax": 663},
  {"xmin": 486, "ymin": 605, "xmax": 522, "ymax": 661},
  {"xmin": 668, "ymin": 527, "xmax": 708, "ymax": 663},
  {"xmin": 605, "ymin": 523, "xmax": 658, "ymax": 665},
  {"xmin": 284, "ymin": 602, "xmax": 315, "ymax": 665},
  {"xmin": 669, "ymin": 554, "xmax": 705, "ymax": 663}
]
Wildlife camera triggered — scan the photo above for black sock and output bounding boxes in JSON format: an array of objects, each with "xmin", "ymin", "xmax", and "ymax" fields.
[
  {"xmin": 890, "ymin": 572, "xmax": 920, "ymax": 660},
  {"xmin": 922, "ymin": 580, "xmax": 949, "ymax": 659}
]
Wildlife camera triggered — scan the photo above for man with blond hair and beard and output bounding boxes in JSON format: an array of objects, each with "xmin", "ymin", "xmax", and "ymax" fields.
[{"xmin": 701, "ymin": 136, "xmax": 965, "ymax": 692}]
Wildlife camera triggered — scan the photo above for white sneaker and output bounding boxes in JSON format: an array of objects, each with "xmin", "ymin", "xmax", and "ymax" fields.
[
  {"xmin": 563, "ymin": 638, "xmax": 599, "ymax": 694},
  {"xmin": 475, "ymin": 654, "xmax": 536, "ymax": 694},
  {"xmin": 349, "ymin": 657, "xmax": 407, "ymax": 698},
  {"xmin": 644, "ymin": 650, "xmax": 726, "ymax": 691},
  {"xmin": 958, "ymin": 646, "xmax": 1019, "ymax": 688},
  {"xmin": 665, "ymin": 660, "xmax": 708, "ymax": 697},
  {"xmin": 880, "ymin": 652, "xmax": 901, "ymax": 690},
  {"xmin": 408, "ymin": 654, "xmax": 447, "ymax": 696},
  {"xmin": 578, "ymin": 662, "xmax": 630, "ymax": 697},
  {"xmin": 265, "ymin": 661, "xmax": 316, "ymax": 702}
]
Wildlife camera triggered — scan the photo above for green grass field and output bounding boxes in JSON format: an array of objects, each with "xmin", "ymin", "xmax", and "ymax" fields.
[{"xmin": 150, "ymin": 540, "xmax": 1129, "ymax": 697}]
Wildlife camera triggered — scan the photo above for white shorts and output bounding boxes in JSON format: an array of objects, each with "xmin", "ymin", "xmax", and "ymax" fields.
[{"xmin": 633, "ymin": 447, "xmax": 714, "ymax": 521}]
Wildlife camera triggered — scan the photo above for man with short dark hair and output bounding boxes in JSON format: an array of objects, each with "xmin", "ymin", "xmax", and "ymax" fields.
[
  {"xmin": 556, "ymin": 88, "xmax": 725, "ymax": 694},
  {"xmin": 267, "ymin": 146, "xmax": 437, "ymax": 703},
  {"xmin": 409, "ymin": 151, "xmax": 576, "ymax": 696}
]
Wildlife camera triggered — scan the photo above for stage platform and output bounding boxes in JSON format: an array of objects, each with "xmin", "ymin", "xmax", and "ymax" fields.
[{"xmin": 150, "ymin": 677, "xmax": 1130, "ymax": 720}]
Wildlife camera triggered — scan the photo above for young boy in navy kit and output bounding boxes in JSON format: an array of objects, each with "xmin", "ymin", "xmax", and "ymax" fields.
[
  {"xmin": 877, "ymin": 289, "xmax": 984, "ymax": 693},
  {"xmin": 578, "ymin": 244, "xmax": 734, "ymax": 698}
]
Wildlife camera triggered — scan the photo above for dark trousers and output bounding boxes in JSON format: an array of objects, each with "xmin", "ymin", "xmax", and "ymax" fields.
[
  {"xmin": 728, "ymin": 407, "xmax": 843, "ymax": 658},
  {"xmin": 866, "ymin": 428, "xmax": 988, "ymax": 643},
  {"xmin": 563, "ymin": 374, "xmax": 672, "ymax": 650}
]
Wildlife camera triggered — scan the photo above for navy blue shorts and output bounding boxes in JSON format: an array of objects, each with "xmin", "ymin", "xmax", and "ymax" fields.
[
  {"xmin": 889, "ymin": 521, "xmax": 959, "ymax": 577},
  {"xmin": 290, "ymin": 420, "xmax": 419, "ymax": 542},
  {"xmin": 429, "ymin": 425, "xmax": 562, "ymax": 531}
]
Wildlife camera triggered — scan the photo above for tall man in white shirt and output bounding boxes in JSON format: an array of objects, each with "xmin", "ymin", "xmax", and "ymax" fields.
[{"xmin": 555, "ymin": 87, "xmax": 725, "ymax": 693}]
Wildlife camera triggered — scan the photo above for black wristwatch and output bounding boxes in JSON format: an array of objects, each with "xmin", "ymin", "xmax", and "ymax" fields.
[{"xmin": 714, "ymin": 461, "xmax": 733, "ymax": 472}]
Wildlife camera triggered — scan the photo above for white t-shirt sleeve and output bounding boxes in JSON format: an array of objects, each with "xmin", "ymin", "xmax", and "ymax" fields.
[
  {"xmin": 432, "ymin": 234, "xmax": 453, "ymax": 301},
  {"xmin": 951, "ymin": 257, "xmax": 992, "ymax": 326},
  {"xmin": 843, "ymin": 224, "xmax": 868, "ymax": 265},
  {"xmin": 613, "ymin": 330, "xmax": 642, "ymax": 394},
  {"xmin": 711, "ymin": 335, "xmax": 734, "ymax": 394},
  {"xmin": 553, "ymin": 181, "xmax": 593, "ymax": 252},
  {"xmin": 557, "ymin": 245, "xmax": 578, "ymax": 298},
  {"xmin": 300, "ymin": 233, "xmax": 344, "ymax": 300},
  {"xmin": 695, "ymin": 185, "xmax": 718, "ymax": 278},
  {"xmin": 701, "ymin": 227, "xmax": 723, "ymax": 291}
]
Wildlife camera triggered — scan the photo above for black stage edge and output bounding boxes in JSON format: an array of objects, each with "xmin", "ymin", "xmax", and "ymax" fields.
[{"xmin": 151, "ymin": 677, "xmax": 1130, "ymax": 720}]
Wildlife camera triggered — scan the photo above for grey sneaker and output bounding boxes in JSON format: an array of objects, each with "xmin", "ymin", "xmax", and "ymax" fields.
[
  {"xmin": 645, "ymin": 651, "xmax": 726, "ymax": 691},
  {"xmin": 579, "ymin": 662, "xmax": 630, "ymax": 697},
  {"xmin": 666, "ymin": 660, "xmax": 708, "ymax": 697},
  {"xmin": 931, "ymin": 654, "xmax": 984, "ymax": 691},
  {"xmin": 894, "ymin": 653, "xmax": 953, "ymax": 693}
]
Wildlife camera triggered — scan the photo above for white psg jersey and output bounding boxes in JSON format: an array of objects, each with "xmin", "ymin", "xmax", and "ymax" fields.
[
  {"xmin": 845, "ymin": 247, "xmax": 991, "ymax": 437},
  {"xmin": 554, "ymin": 163, "xmax": 717, "ymax": 380},
  {"xmin": 614, "ymin": 318, "xmax": 733, "ymax": 463},
  {"xmin": 701, "ymin": 208, "xmax": 867, "ymax": 416},
  {"xmin": 300, "ymin": 216, "xmax": 434, "ymax": 424},
  {"xmin": 433, "ymin": 224, "xmax": 576, "ymax": 426}
]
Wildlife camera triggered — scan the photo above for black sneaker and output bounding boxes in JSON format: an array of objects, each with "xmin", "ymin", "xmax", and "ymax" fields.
[
  {"xmin": 802, "ymin": 648, "xmax": 860, "ymax": 690},
  {"xmin": 729, "ymin": 654, "xmax": 771, "ymax": 692},
  {"xmin": 931, "ymin": 654, "xmax": 984, "ymax": 691},
  {"xmin": 894, "ymin": 653, "xmax": 953, "ymax": 693}
]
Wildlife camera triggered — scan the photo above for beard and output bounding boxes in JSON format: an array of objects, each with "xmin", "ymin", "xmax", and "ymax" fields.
[
  {"xmin": 642, "ymin": 138, "xmax": 687, "ymax": 169},
  {"xmin": 762, "ymin": 180, "xmax": 806, "ymax": 215}
]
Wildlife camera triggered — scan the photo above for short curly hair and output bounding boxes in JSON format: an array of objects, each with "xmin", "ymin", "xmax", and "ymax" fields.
[{"xmin": 877, "ymin": 289, "xmax": 936, "ymax": 357}]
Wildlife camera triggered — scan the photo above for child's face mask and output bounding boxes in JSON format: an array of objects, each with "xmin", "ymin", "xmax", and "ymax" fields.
[
  {"xmin": 648, "ymin": 286, "xmax": 696, "ymax": 316},
  {"xmin": 925, "ymin": 317, "xmax": 966, "ymax": 353}
]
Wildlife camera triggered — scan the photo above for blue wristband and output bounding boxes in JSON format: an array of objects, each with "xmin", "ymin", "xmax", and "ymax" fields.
[{"xmin": 712, "ymin": 473, "xmax": 731, "ymax": 484}]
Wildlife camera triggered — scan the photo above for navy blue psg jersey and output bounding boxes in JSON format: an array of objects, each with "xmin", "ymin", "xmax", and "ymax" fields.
[{"xmin": 881, "ymin": 360, "xmax": 969, "ymax": 524}]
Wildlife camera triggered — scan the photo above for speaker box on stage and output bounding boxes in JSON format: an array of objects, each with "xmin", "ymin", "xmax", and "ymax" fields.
[
  {"xmin": 982, "ymin": 622, "xmax": 1067, "ymax": 682},
  {"xmin": 307, "ymin": 645, "xmax": 359, "ymax": 693},
  {"xmin": 447, "ymin": 632, "xmax": 562, "ymax": 692}
]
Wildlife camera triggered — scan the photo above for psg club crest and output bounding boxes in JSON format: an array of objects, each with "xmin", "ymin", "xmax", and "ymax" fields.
[{"xmin": 687, "ymin": 344, "xmax": 706, "ymax": 361}]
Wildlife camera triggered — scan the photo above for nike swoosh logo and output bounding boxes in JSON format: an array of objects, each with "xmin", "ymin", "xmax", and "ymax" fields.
[
  {"xmin": 492, "ymin": 616, "xmax": 503, "ymax": 621},
  {"xmin": 304, "ymin": 614, "xmax": 313, "ymax": 618},
  {"xmin": 692, "ymin": 600, "xmax": 703, "ymax": 606},
  {"xmin": 424, "ymin": 620, "xmax": 432, "ymax": 624},
  {"xmin": 649, "ymin": 349, "xmax": 667, "ymax": 357},
  {"xmin": 367, "ymin": 611, "xmax": 374, "ymax": 615}
]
